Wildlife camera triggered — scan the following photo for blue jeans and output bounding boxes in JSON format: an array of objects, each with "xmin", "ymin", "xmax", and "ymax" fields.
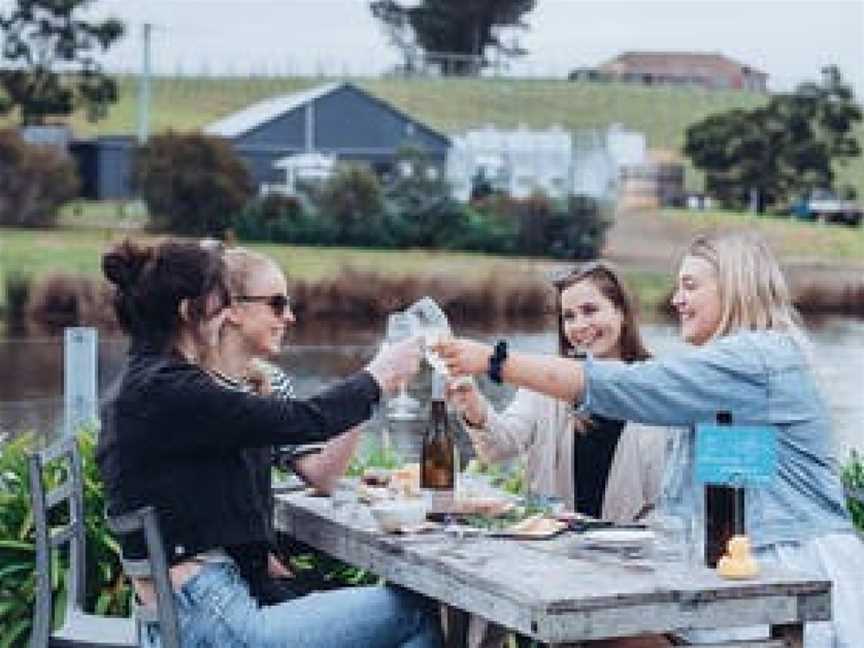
[{"xmin": 142, "ymin": 562, "xmax": 442, "ymax": 647}]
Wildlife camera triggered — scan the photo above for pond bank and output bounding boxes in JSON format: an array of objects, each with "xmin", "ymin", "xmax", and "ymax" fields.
[{"xmin": 5, "ymin": 262, "xmax": 864, "ymax": 335}]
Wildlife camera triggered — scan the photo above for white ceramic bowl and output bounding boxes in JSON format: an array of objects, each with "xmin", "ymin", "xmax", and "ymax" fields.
[{"xmin": 370, "ymin": 498, "xmax": 428, "ymax": 533}]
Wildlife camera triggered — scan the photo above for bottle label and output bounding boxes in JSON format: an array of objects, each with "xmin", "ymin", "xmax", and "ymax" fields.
[{"xmin": 695, "ymin": 424, "xmax": 778, "ymax": 487}]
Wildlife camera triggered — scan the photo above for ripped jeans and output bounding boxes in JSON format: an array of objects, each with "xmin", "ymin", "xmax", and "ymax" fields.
[{"xmin": 141, "ymin": 562, "xmax": 442, "ymax": 647}]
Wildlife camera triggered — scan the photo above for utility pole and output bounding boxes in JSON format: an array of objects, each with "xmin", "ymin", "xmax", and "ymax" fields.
[{"xmin": 137, "ymin": 22, "xmax": 152, "ymax": 145}]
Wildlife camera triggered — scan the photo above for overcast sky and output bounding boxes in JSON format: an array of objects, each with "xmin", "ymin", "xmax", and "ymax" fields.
[{"xmin": 6, "ymin": 0, "xmax": 863, "ymax": 95}]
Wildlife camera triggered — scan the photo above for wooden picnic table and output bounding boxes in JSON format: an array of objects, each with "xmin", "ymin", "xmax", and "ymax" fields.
[{"xmin": 274, "ymin": 490, "xmax": 831, "ymax": 647}]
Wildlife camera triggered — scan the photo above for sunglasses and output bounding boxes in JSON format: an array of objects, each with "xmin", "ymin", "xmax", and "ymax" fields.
[{"xmin": 233, "ymin": 294, "xmax": 292, "ymax": 317}]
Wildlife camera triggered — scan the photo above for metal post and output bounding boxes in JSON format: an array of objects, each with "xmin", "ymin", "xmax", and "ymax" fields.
[
  {"xmin": 137, "ymin": 23, "xmax": 152, "ymax": 145},
  {"xmin": 64, "ymin": 327, "xmax": 98, "ymax": 437}
]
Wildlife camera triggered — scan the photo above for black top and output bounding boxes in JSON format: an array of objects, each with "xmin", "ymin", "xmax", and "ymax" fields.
[
  {"xmin": 97, "ymin": 347, "xmax": 380, "ymax": 567},
  {"xmin": 573, "ymin": 414, "xmax": 625, "ymax": 518}
]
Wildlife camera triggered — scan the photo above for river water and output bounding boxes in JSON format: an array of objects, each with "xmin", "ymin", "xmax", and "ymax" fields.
[{"xmin": 1, "ymin": 318, "xmax": 861, "ymax": 459}]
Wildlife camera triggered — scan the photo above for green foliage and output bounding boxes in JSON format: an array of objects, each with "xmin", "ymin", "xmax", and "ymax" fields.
[
  {"xmin": 286, "ymin": 549, "xmax": 379, "ymax": 589},
  {"xmin": 380, "ymin": 146, "xmax": 476, "ymax": 248},
  {"xmin": 370, "ymin": 0, "xmax": 536, "ymax": 75},
  {"xmin": 0, "ymin": 428, "xmax": 131, "ymax": 646},
  {"xmin": 471, "ymin": 193, "xmax": 611, "ymax": 259},
  {"xmin": 684, "ymin": 66, "xmax": 862, "ymax": 210},
  {"xmin": 345, "ymin": 439, "xmax": 404, "ymax": 477},
  {"xmin": 465, "ymin": 458, "xmax": 526, "ymax": 496},
  {"xmin": 841, "ymin": 450, "xmax": 864, "ymax": 532},
  {"xmin": 232, "ymin": 194, "xmax": 330, "ymax": 245},
  {"xmin": 233, "ymin": 149, "xmax": 609, "ymax": 259},
  {"xmin": 0, "ymin": 0, "xmax": 124, "ymax": 125},
  {"xmin": 0, "ymin": 129, "xmax": 79, "ymax": 227},
  {"xmin": 316, "ymin": 164, "xmax": 391, "ymax": 246},
  {"xmin": 133, "ymin": 130, "xmax": 254, "ymax": 236}
]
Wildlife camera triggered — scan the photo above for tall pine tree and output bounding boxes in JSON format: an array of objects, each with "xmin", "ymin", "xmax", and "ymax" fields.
[{"xmin": 370, "ymin": 0, "xmax": 535, "ymax": 75}]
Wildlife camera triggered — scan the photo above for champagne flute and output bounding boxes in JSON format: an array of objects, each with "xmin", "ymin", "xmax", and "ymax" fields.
[
  {"xmin": 406, "ymin": 297, "xmax": 471, "ymax": 385},
  {"xmin": 384, "ymin": 312, "xmax": 421, "ymax": 420}
]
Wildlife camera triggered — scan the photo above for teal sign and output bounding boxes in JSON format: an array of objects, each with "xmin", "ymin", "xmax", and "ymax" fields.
[{"xmin": 695, "ymin": 424, "xmax": 778, "ymax": 487}]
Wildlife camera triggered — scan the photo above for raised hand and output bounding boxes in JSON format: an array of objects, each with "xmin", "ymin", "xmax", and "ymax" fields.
[
  {"xmin": 447, "ymin": 379, "xmax": 487, "ymax": 428},
  {"xmin": 365, "ymin": 336, "xmax": 422, "ymax": 395},
  {"xmin": 434, "ymin": 337, "xmax": 493, "ymax": 378}
]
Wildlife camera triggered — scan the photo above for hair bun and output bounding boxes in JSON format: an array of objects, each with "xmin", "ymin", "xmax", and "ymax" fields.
[{"xmin": 102, "ymin": 240, "xmax": 153, "ymax": 290}]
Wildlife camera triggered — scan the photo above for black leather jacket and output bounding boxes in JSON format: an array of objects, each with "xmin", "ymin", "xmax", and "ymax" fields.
[{"xmin": 97, "ymin": 346, "xmax": 379, "ymax": 567}]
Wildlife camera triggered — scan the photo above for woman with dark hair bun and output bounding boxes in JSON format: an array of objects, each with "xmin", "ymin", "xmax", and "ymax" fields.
[{"xmin": 98, "ymin": 239, "xmax": 441, "ymax": 647}]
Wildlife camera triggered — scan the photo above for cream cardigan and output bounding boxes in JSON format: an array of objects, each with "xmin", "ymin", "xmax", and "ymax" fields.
[{"xmin": 462, "ymin": 388, "xmax": 667, "ymax": 522}]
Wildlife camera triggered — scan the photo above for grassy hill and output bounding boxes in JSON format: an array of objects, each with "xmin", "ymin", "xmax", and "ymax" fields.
[{"xmin": 2, "ymin": 75, "xmax": 862, "ymax": 197}]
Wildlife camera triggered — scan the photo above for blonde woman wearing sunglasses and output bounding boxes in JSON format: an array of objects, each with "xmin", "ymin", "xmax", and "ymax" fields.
[{"xmin": 208, "ymin": 247, "xmax": 367, "ymax": 606}]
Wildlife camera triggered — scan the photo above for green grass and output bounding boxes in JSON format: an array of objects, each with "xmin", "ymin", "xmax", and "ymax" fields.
[
  {"xmin": 58, "ymin": 199, "xmax": 149, "ymax": 229},
  {"xmin": 2, "ymin": 75, "xmax": 861, "ymax": 198},
  {"xmin": 2, "ymin": 200, "xmax": 862, "ymax": 313},
  {"xmin": 0, "ymin": 225, "xmax": 559, "ymax": 310},
  {"xmin": 660, "ymin": 208, "xmax": 864, "ymax": 260}
]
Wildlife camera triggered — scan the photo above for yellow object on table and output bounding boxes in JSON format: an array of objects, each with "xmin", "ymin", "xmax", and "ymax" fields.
[{"xmin": 717, "ymin": 535, "xmax": 760, "ymax": 579}]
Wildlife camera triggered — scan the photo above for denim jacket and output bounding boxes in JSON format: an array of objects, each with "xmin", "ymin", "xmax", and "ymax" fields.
[{"xmin": 583, "ymin": 330, "xmax": 852, "ymax": 549}]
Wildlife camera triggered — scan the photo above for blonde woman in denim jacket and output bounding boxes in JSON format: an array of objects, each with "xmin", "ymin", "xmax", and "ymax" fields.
[{"xmin": 438, "ymin": 231, "xmax": 863, "ymax": 648}]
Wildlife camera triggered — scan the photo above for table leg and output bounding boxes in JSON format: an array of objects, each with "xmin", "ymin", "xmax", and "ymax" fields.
[
  {"xmin": 443, "ymin": 605, "xmax": 469, "ymax": 648},
  {"xmin": 770, "ymin": 623, "xmax": 804, "ymax": 648}
]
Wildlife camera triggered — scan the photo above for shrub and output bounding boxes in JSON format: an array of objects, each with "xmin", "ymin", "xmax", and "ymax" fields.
[
  {"xmin": 316, "ymin": 164, "xmax": 390, "ymax": 246},
  {"xmin": 0, "ymin": 129, "xmax": 79, "ymax": 227},
  {"xmin": 380, "ymin": 146, "xmax": 466, "ymax": 248},
  {"xmin": 233, "ymin": 194, "xmax": 336, "ymax": 245},
  {"xmin": 0, "ymin": 429, "xmax": 131, "ymax": 646},
  {"xmin": 25, "ymin": 274, "xmax": 116, "ymax": 336},
  {"xmin": 841, "ymin": 451, "xmax": 864, "ymax": 532},
  {"xmin": 133, "ymin": 131, "xmax": 253, "ymax": 236},
  {"xmin": 472, "ymin": 193, "xmax": 612, "ymax": 260}
]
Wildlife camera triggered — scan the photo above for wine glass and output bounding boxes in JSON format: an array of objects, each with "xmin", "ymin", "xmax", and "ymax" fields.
[
  {"xmin": 406, "ymin": 297, "xmax": 471, "ymax": 385},
  {"xmin": 405, "ymin": 297, "xmax": 451, "ymax": 372},
  {"xmin": 384, "ymin": 312, "xmax": 421, "ymax": 420}
]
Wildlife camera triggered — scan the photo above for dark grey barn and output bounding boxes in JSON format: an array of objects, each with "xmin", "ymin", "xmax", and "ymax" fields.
[
  {"xmin": 71, "ymin": 136, "xmax": 136, "ymax": 200},
  {"xmin": 71, "ymin": 81, "xmax": 450, "ymax": 200},
  {"xmin": 204, "ymin": 81, "xmax": 451, "ymax": 188}
]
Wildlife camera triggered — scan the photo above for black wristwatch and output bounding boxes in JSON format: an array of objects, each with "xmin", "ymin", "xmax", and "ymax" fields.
[{"xmin": 487, "ymin": 340, "xmax": 508, "ymax": 384}]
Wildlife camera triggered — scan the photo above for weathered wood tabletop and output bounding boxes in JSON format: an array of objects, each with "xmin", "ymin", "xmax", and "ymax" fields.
[{"xmin": 274, "ymin": 491, "xmax": 831, "ymax": 646}]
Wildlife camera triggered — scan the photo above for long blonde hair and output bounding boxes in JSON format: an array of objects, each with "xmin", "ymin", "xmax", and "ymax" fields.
[{"xmin": 684, "ymin": 230, "xmax": 809, "ymax": 350}]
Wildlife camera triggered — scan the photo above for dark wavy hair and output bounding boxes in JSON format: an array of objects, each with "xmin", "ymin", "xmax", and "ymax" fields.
[
  {"xmin": 552, "ymin": 261, "xmax": 651, "ymax": 363},
  {"xmin": 102, "ymin": 239, "xmax": 228, "ymax": 353}
]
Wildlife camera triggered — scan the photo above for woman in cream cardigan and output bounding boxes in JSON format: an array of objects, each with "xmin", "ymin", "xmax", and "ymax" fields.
[{"xmin": 451, "ymin": 262, "xmax": 667, "ymax": 523}]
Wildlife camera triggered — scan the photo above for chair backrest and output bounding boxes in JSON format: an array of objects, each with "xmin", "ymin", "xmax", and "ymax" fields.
[
  {"xmin": 106, "ymin": 506, "xmax": 181, "ymax": 648},
  {"xmin": 28, "ymin": 436, "xmax": 88, "ymax": 647}
]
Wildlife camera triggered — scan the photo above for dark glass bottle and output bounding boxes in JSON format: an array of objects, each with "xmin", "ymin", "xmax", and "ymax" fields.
[
  {"xmin": 420, "ymin": 374, "xmax": 455, "ymax": 492},
  {"xmin": 704, "ymin": 411, "xmax": 746, "ymax": 567}
]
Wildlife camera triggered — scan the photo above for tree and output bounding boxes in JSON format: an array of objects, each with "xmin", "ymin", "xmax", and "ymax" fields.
[
  {"xmin": 0, "ymin": 0, "xmax": 124, "ymax": 125},
  {"xmin": 370, "ymin": 0, "xmax": 536, "ymax": 76},
  {"xmin": 684, "ymin": 66, "xmax": 862, "ymax": 210},
  {"xmin": 133, "ymin": 131, "xmax": 254, "ymax": 236}
]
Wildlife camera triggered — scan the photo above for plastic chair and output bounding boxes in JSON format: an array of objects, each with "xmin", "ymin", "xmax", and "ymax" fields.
[
  {"xmin": 28, "ymin": 436, "xmax": 136, "ymax": 648},
  {"xmin": 106, "ymin": 506, "xmax": 181, "ymax": 648}
]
